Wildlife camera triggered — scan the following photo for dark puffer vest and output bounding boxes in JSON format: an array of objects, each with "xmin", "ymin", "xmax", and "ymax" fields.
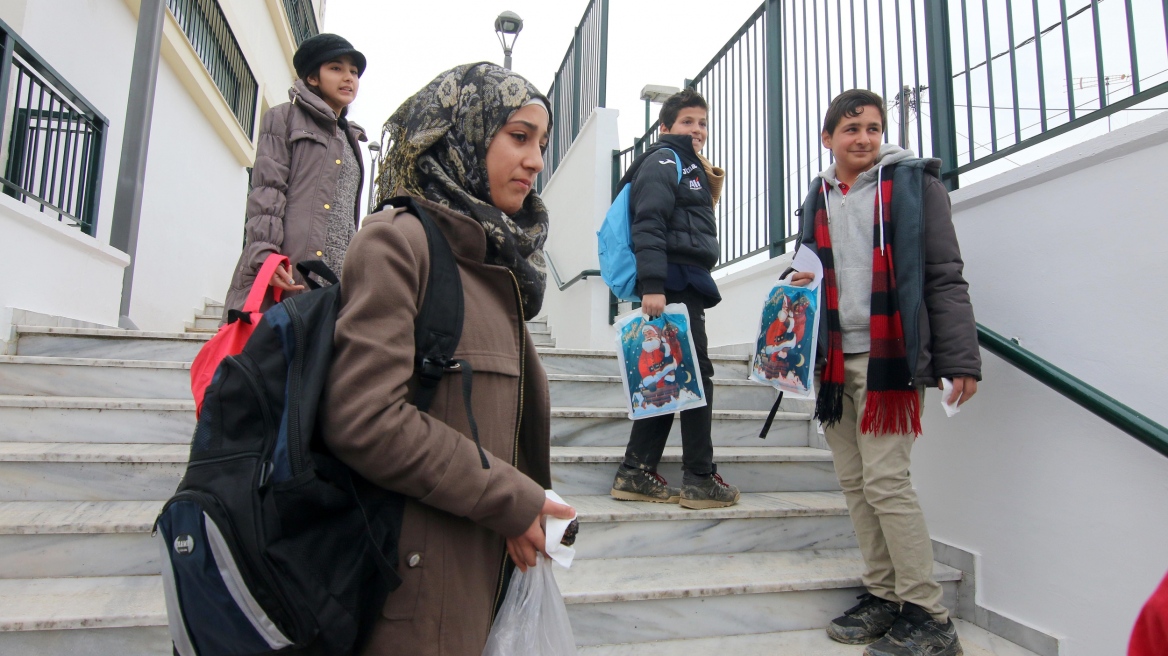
[{"xmin": 623, "ymin": 134, "xmax": 720, "ymax": 296}]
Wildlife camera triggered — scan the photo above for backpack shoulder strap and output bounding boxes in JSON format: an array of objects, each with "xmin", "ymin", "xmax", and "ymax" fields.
[
  {"xmin": 664, "ymin": 148, "xmax": 683, "ymax": 183},
  {"xmin": 376, "ymin": 196, "xmax": 489, "ymax": 470},
  {"xmin": 379, "ymin": 197, "xmax": 463, "ymax": 413}
]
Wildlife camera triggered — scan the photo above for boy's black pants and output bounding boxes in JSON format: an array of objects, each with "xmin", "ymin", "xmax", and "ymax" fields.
[{"xmin": 621, "ymin": 286, "xmax": 715, "ymax": 482}]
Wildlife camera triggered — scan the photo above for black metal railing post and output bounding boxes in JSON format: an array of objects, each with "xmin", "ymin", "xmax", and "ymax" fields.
[
  {"xmin": 598, "ymin": 0, "xmax": 608, "ymax": 108},
  {"xmin": 765, "ymin": 0, "xmax": 786, "ymax": 257},
  {"xmin": 571, "ymin": 24, "xmax": 583, "ymax": 137},
  {"xmin": 924, "ymin": 0, "xmax": 959, "ymax": 190}
]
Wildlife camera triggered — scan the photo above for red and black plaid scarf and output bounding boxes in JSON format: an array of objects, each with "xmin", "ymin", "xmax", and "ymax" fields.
[{"xmin": 813, "ymin": 166, "xmax": 921, "ymax": 436}]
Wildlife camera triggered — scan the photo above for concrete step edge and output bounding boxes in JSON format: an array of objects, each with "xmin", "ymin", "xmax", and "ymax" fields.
[
  {"xmin": 551, "ymin": 445, "xmax": 831, "ymax": 463},
  {"xmin": 0, "ymin": 443, "xmax": 189, "ymax": 463},
  {"xmin": 0, "ymin": 355, "xmax": 190, "ymax": 369},
  {"xmin": 556, "ymin": 548, "xmax": 962, "ymax": 605},
  {"xmin": 0, "ymin": 500, "xmax": 164, "ymax": 535},
  {"xmin": 0, "ymin": 575, "xmax": 165, "ymax": 632},
  {"xmin": 13, "ymin": 326, "xmax": 212, "ymax": 342},
  {"xmin": 564, "ymin": 491, "xmax": 847, "ymax": 523}
]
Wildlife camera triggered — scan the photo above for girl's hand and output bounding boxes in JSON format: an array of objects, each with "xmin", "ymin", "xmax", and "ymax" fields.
[
  {"xmin": 270, "ymin": 264, "xmax": 306, "ymax": 292},
  {"xmin": 505, "ymin": 497, "xmax": 576, "ymax": 572}
]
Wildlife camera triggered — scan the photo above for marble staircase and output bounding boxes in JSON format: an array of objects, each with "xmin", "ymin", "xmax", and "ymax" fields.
[{"xmin": 0, "ymin": 319, "xmax": 1037, "ymax": 654}]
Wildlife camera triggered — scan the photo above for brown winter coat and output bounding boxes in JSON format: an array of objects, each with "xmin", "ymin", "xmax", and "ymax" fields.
[
  {"xmin": 222, "ymin": 80, "xmax": 367, "ymax": 319},
  {"xmin": 322, "ymin": 197, "xmax": 552, "ymax": 656}
]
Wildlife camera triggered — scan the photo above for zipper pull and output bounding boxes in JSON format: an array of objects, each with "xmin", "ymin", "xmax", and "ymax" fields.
[{"xmin": 259, "ymin": 460, "xmax": 275, "ymax": 488}]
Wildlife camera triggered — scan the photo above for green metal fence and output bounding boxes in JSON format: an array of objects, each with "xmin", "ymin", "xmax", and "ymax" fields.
[
  {"xmin": 282, "ymin": 0, "xmax": 319, "ymax": 47},
  {"xmin": 166, "ymin": 0, "xmax": 258, "ymax": 138},
  {"xmin": 613, "ymin": 0, "xmax": 1168, "ymax": 267},
  {"xmin": 0, "ymin": 18, "xmax": 107, "ymax": 236},
  {"xmin": 537, "ymin": 0, "xmax": 608, "ymax": 192}
]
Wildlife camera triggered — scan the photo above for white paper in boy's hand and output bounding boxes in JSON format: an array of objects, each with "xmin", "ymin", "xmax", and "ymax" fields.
[
  {"xmin": 939, "ymin": 378, "xmax": 960, "ymax": 417},
  {"xmin": 790, "ymin": 246, "xmax": 824, "ymax": 290},
  {"xmin": 543, "ymin": 490, "xmax": 577, "ymax": 569}
]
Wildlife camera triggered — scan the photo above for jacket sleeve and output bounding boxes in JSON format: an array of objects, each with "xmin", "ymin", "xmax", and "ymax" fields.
[
  {"xmin": 240, "ymin": 109, "xmax": 292, "ymax": 278},
  {"xmin": 323, "ymin": 217, "xmax": 545, "ymax": 539},
  {"xmin": 921, "ymin": 177, "xmax": 982, "ymax": 380},
  {"xmin": 630, "ymin": 154, "xmax": 680, "ymax": 295}
]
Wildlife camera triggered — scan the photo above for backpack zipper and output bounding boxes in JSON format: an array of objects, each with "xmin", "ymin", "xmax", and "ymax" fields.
[{"xmin": 491, "ymin": 271, "xmax": 528, "ymax": 620}]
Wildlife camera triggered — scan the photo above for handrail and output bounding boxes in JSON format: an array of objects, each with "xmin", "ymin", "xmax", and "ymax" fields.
[
  {"xmin": 545, "ymin": 251, "xmax": 599, "ymax": 292},
  {"xmin": 978, "ymin": 324, "xmax": 1168, "ymax": 458}
]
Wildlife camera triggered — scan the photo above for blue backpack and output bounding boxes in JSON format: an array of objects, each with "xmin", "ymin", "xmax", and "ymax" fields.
[{"xmin": 598, "ymin": 148, "xmax": 682, "ymax": 301}]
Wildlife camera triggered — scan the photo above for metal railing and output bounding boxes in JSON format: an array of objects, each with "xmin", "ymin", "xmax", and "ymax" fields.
[
  {"xmin": 611, "ymin": 1, "xmax": 1168, "ymax": 269},
  {"xmin": 978, "ymin": 324, "xmax": 1168, "ymax": 458},
  {"xmin": 0, "ymin": 19, "xmax": 107, "ymax": 236},
  {"xmin": 166, "ymin": 0, "xmax": 258, "ymax": 138},
  {"xmin": 546, "ymin": 251, "xmax": 600, "ymax": 291},
  {"xmin": 537, "ymin": 0, "xmax": 608, "ymax": 191},
  {"xmin": 282, "ymin": 0, "xmax": 319, "ymax": 47},
  {"xmin": 929, "ymin": 0, "xmax": 1168, "ymax": 181}
]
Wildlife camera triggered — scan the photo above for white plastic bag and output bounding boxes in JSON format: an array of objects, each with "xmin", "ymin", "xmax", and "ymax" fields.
[{"xmin": 482, "ymin": 554, "xmax": 577, "ymax": 656}]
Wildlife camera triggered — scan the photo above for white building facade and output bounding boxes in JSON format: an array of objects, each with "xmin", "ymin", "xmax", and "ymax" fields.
[{"xmin": 1, "ymin": 0, "xmax": 328, "ymax": 347}]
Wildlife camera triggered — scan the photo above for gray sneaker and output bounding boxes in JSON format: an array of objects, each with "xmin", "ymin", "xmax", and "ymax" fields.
[
  {"xmin": 610, "ymin": 466, "xmax": 681, "ymax": 503},
  {"xmin": 827, "ymin": 593, "xmax": 900, "ymax": 644},
  {"xmin": 865, "ymin": 603, "xmax": 963, "ymax": 656},
  {"xmin": 679, "ymin": 472, "xmax": 740, "ymax": 509}
]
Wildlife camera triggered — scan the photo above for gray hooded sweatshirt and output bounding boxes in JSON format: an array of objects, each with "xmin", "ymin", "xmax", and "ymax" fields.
[{"xmin": 817, "ymin": 143, "xmax": 915, "ymax": 353}]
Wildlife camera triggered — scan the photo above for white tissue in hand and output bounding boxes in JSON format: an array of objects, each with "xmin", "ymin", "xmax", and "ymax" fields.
[
  {"xmin": 939, "ymin": 378, "xmax": 960, "ymax": 418},
  {"xmin": 543, "ymin": 490, "xmax": 576, "ymax": 569}
]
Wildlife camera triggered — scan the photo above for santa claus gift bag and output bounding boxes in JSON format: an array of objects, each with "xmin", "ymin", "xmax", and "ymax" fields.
[
  {"xmin": 751, "ymin": 249, "xmax": 823, "ymax": 399},
  {"xmin": 613, "ymin": 304, "xmax": 708, "ymax": 420}
]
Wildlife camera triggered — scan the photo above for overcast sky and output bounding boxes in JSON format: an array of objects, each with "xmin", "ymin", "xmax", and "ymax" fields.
[{"xmin": 323, "ymin": 0, "xmax": 764, "ymax": 158}]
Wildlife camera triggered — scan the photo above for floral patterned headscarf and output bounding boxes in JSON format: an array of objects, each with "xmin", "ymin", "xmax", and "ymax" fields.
[{"xmin": 380, "ymin": 62, "xmax": 552, "ymax": 319}]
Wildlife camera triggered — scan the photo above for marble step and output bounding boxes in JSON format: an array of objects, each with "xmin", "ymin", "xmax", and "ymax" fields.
[
  {"xmin": 548, "ymin": 374, "xmax": 779, "ymax": 411},
  {"xmin": 550, "ymin": 446, "xmax": 839, "ymax": 496},
  {"xmin": 0, "ymin": 356, "xmax": 190, "ymax": 399},
  {"xmin": 556, "ymin": 549, "xmax": 962, "ymax": 647},
  {"xmin": 578, "ymin": 619, "xmax": 1039, "ymax": 656},
  {"xmin": 14, "ymin": 326, "xmax": 211, "ymax": 361},
  {"xmin": 551, "ymin": 407, "xmax": 812, "ymax": 447},
  {"xmin": 0, "ymin": 443, "xmax": 186, "ymax": 501},
  {"xmin": 538, "ymin": 347, "xmax": 755, "ymax": 380},
  {"xmin": 0, "ymin": 501, "xmax": 162, "ymax": 578},
  {"xmin": 0, "ymin": 575, "xmax": 170, "ymax": 653},
  {"xmin": 566, "ymin": 492, "xmax": 854, "ymax": 559},
  {"xmin": 0, "ymin": 396, "xmax": 195, "ymax": 444},
  {"xmin": 188, "ymin": 314, "xmax": 221, "ymax": 331},
  {"xmin": 530, "ymin": 332, "xmax": 556, "ymax": 347}
]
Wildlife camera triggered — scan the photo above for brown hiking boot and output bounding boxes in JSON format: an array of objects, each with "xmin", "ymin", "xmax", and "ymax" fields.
[
  {"xmin": 679, "ymin": 472, "xmax": 740, "ymax": 509},
  {"xmin": 610, "ymin": 466, "xmax": 681, "ymax": 503}
]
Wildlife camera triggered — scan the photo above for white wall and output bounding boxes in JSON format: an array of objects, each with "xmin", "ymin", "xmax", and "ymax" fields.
[
  {"xmin": 11, "ymin": 0, "xmax": 301, "ymax": 331},
  {"xmin": 539, "ymin": 108, "xmax": 621, "ymax": 350},
  {"xmin": 909, "ymin": 111, "xmax": 1168, "ymax": 656},
  {"xmin": 1, "ymin": 195, "xmax": 128, "ymax": 333}
]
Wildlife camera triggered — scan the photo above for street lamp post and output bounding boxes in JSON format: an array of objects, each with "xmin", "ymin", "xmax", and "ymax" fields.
[
  {"xmin": 494, "ymin": 11, "xmax": 523, "ymax": 70},
  {"xmin": 367, "ymin": 142, "xmax": 381, "ymax": 215},
  {"xmin": 639, "ymin": 84, "xmax": 681, "ymax": 134}
]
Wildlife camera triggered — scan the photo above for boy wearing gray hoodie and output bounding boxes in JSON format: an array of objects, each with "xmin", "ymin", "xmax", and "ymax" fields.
[{"xmin": 789, "ymin": 90, "xmax": 981, "ymax": 656}]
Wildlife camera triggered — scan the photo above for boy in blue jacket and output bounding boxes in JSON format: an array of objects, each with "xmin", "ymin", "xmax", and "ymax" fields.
[{"xmin": 609, "ymin": 88, "xmax": 739, "ymax": 510}]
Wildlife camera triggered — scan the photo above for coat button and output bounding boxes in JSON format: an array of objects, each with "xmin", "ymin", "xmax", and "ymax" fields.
[
  {"xmin": 315, "ymin": 250, "xmax": 323, "ymax": 257},
  {"xmin": 407, "ymin": 553, "xmax": 422, "ymax": 568},
  {"xmin": 335, "ymin": 159, "xmax": 341, "ymax": 164},
  {"xmin": 324, "ymin": 203, "xmax": 331, "ymax": 210}
]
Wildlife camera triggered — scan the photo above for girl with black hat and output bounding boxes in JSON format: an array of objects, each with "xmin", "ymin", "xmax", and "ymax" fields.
[{"xmin": 221, "ymin": 33, "xmax": 368, "ymax": 321}]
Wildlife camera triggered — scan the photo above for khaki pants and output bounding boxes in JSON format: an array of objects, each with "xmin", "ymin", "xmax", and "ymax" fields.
[{"xmin": 822, "ymin": 353, "xmax": 947, "ymax": 622}]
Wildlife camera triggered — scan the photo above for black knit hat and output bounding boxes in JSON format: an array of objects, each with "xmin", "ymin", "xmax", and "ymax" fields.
[{"xmin": 293, "ymin": 33, "xmax": 367, "ymax": 79}]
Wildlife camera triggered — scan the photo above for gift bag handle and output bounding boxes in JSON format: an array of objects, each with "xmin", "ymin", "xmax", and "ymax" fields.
[{"xmin": 243, "ymin": 253, "xmax": 291, "ymax": 313}]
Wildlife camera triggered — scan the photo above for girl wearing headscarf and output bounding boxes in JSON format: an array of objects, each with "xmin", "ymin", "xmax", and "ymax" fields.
[{"xmin": 322, "ymin": 63, "xmax": 574, "ymax": 655}]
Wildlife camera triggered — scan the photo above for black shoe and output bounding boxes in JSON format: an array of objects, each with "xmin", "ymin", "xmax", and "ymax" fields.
[
  {"xmin": 679, "ymin": 472, "xmax": 740, "ymax": 509},
  {"xmin": 864, "ymin": 602, "xmax": 963, "ymax": 656},
  {"xmin": 610, "ymin": 466, "xmax": 680, "ymax": 503},
  {"xmin": 826, "ymin": 593, "xmax": 901, "ymax": 644}
]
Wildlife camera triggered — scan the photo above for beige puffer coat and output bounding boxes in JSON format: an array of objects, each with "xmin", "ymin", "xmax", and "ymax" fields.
[{"xmin": 222, "ymin": 80, "xmax": 366, "ymax": 319}]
